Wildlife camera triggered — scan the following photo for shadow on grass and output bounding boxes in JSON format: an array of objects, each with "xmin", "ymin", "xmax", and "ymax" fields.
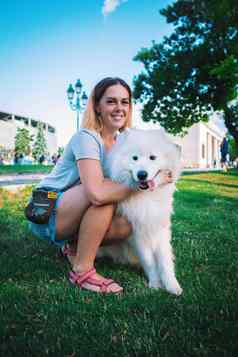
[{"xmin": 1, "ymin": 233, "xmax": 144, "ymax": 288}]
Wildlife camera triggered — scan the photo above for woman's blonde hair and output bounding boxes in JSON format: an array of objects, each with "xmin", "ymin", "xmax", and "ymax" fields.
[{"xmin": 81, "ymin": 77, "xmax": 132, "ymax": 133}]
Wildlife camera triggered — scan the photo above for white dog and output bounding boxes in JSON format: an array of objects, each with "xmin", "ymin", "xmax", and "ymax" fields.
[{"xmin": 98, "ymin": 128, "xmax": 182, "ymax": 295}]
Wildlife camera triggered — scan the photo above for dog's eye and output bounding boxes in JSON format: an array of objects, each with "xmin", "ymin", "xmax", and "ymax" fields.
[
  {"xmin": 149, "ymin": 155, "xmax": 157, "ymax": 160},
  {"xmin": 132, "ymin": 155, "xmax": 138, "ymax": 161}
]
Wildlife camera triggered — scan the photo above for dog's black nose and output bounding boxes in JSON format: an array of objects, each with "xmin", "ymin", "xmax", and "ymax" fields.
[{"xmin": 137, "ymin": 170, "xmax": 148, "ymax": 181}]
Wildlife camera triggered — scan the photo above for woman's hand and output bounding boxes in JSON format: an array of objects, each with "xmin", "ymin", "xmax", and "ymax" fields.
[{"xmin": 161, "ymin": 170, "xmax": 173, "ymax": 184}]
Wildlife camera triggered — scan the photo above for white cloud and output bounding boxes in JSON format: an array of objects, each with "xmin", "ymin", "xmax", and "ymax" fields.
[{"xmin": 102, "ymin": 0, "xmax": 128, "ymax": 17}]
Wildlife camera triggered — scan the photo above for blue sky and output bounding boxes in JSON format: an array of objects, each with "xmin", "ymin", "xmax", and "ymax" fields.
[{"xmin": 0, "ymin": 0, "xmax": 173, "ymax": 146}]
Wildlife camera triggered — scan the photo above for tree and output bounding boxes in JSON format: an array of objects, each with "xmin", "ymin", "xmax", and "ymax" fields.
[
  {"xmin": 57, "ymin": 146, "xmax": 64, "ymax": 156},
  {"xmin": 32, "ymin": 122, "xmax": 47, "ymax": 161},
  {"xmin": 228, "ymin": 135, "xmax": 238, "ymax": 160},
  {"xmin": 15, "ymin": 128, "xmax": 34, "ymax": 156},
  {"xmin": 133, "ymin": 0, "xmax": 238, "ymax": 147}
]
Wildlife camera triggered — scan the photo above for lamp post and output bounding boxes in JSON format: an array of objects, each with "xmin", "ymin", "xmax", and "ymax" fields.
[{"xmin": 67, "ymin": 79, "xmax": 88, "ymax": 131}]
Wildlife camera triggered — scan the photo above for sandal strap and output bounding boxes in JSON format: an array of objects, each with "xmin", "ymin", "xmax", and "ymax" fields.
[
  {"xmin": 83, "ymin": 277, "xmax": 117, "ymax": 293},
  {"xmin": 70, "ymin": 268, "xmax": 96, "ymax": 285},
  {"xmin": 61, "ymin": 244, "xmax": 77, "ymax": 257},
  {"xmin": 82, "ymin": 277, "xmax": 114, "ymax": 287},
  {"xmin": 69, "ymin": 270, "xmax": 121, "ymax": 293}
]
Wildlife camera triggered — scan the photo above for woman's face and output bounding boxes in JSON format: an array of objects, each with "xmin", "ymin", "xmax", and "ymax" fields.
[{"xmin": 96, "ymin": 84, "xmax": 130, "ymax": 132}]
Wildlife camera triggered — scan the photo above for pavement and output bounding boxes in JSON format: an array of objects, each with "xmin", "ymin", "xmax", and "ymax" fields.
[{"xmin": 0, "ymin": 173, "xmax": 46, "ymax": 187}]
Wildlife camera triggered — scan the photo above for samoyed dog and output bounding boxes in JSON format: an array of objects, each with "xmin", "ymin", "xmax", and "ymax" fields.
[{"xmin": 98, "ymin": 128, "xmax": 182, "ymax": 295}]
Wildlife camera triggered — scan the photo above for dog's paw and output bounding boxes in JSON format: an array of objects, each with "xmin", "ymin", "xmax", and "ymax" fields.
[
  {"xmin": 165, "ymin": 281, "xmax": 183, "ymax": 296},
  {"xmin": 169, "ymin": 285, "xmax": 183, "ymax": 296},
  {"xmin": 148, "ymin": 280, "xmax": 162, "ymax": 289}
]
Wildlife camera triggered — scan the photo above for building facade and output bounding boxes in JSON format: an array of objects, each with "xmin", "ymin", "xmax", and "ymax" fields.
[
  {"xmin": 0, "ymin": 109, "xmax": 226, "ymax": 168},
  {"xmin": 171, "ymin": 119, "xmax": 226, "ymax": 168},
  {"xmin": 0, "ymin": 110, "xmax": 57, "ymax": 160},
  {"xmin": 134, "ymin": 106, "xmax": 226, "ymax": 169}
]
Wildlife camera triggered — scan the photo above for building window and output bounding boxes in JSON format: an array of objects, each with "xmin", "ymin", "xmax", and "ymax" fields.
[
  {"xmin": 0, "ymin": 112, "xmax": 12, "ymax": 121},
  {"xmin": 202, "ymin": 144, "xmax": 205, "ymax": 159},
  {"xmin": 31, "ymin": 120, "xmax": 37, "ymax": 128},
  {"xmin": 48, "ymin": 125, "xmax": 55, "ymax": 134}
]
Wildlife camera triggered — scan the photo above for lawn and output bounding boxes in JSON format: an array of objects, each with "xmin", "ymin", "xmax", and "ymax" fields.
[
  {"xmin": 0, "ymin": 171, "xmax": 237, "ymax": 357},
  {"xmin": 0, "ymin": 164, "xmax": 53, "ymax": 175}
]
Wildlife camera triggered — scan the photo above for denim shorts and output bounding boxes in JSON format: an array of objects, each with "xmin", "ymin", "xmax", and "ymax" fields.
[{"xmin": 29, "ymin": 191, "xmax": 65, "ymax": 247}]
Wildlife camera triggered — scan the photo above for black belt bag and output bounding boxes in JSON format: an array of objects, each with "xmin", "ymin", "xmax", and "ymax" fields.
[{"xmin": 24, "ymin": 189, "xmax": 58, "ymax": 225}]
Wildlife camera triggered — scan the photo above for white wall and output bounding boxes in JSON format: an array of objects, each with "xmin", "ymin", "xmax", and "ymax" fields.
[
  {"xmin": 168, "ymin": 121, "xmax": 225, "ymax": 168},
  {"xmin": 171, "ymin": 124, "xmax": 200, "ymax": 168},
  {"xmin": 133, "ymin": 104, "xmax": 226, "ymax": 168},
  {"xmin": 0, "ymin": 118, "xmax": 16, "ymax": 150},
  {"xmin": 198, "ymin": 122, "xmax": 224, "ymax": 168}
]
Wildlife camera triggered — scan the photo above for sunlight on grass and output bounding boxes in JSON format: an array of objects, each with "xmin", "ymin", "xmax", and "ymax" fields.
[{"xmin": 0, "ymin": 164, "xmax": 53, "ymax": 175}]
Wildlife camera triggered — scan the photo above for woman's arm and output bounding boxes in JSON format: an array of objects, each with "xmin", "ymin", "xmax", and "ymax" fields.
[{"xmin": 77, "ymin": 159, "xmax": 134, "ymax": 206}]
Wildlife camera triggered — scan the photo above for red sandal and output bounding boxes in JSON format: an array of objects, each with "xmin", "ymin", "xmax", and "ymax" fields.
[
  {"xmin": 61, "ymin": 243, "xmax": 77, "ymax": 256},
  {"xmin": 69, "ymin": 268, "xmax": 123, "ymax": 294},
  {"xmin": 59, "ymin": 244, "xmax": 77, "ymax": 265}
]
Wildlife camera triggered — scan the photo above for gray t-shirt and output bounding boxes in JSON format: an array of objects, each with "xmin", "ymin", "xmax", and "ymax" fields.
[{"xmin": 38, "ymin": 129, "xmax": 106, "ymax": 191}]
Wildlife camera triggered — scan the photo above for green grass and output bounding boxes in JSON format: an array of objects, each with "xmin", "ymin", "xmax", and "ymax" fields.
[
  {"xmin": 0, "ymin": 171, "xmax": 238, "ymax": 357},
  {"xmin": 0, "ymin": 164, "xmax": 53, "ymax": 175}
]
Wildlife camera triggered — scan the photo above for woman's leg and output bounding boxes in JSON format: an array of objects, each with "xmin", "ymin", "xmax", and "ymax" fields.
[
  {"xmin": 59, "ymin": 213, "xmax": 132, "ymax": 266},
  {"xmin": 55, "ymin": 184, "xmax": 132, "ymax": 285},
  {"xmin": 71, "ymin": 203, "xmax": 132, "ymax": 293},
  {"xmin": 56, "ymin": 185, "xmax": 131, "ymax": 243},
  {"xmin": 55, "ymin": 184, "xmax": 91, "ymax": 239},
  {"xmin": 72, "ymin": 204, "xmax": 115, "ymax": 273},
  {"xmin": 103, "ymin": 215, "xmax": 132, "ymax": 245}
]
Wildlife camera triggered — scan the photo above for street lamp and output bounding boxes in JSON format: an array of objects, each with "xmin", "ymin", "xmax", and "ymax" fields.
[{"xmin": 67, "ymin": 79, "xmax": 88, "ymax": 131}]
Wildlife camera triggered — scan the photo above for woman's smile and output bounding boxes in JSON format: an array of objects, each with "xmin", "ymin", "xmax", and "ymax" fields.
[{"xmin": 96, "ymin": 84, "xmax": 131, "ymax": 132}]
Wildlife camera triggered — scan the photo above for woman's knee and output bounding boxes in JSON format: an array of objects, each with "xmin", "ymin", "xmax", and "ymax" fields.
[
  {"xmin": 90, "ymin": 202, "xmax": 116, "ymax": 218},
  {"xmin": 111, "ymin": 215, "xmax": 132, "ymax": 240}
]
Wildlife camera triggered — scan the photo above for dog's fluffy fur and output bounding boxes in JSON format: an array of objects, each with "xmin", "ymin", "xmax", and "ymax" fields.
[{"xmin": 98, "ymin": 128, "xmax": 182, "ymax": 295}]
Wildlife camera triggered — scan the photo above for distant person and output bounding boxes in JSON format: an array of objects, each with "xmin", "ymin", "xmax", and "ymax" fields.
[
  {"xmin": 18, "ymin": 153, "xmax": 24, "ymax": 165},
  {"xmin": 51, "ymin": 154, "xmax": 57, "ymax": 165},
  {"xmin": 0, "ymin": 156, "xmax": 4, "ymax": 165},
  {"xmin": 14, "ymin": 153, "xmax": 19, "ymax": 164},
  {"xmin": 220, "ymin": 137, "xmax": 229, "ymax": 172},
  {"xmin": 39, "ymin": 154, "xmax": 45, "ymax": 164}
]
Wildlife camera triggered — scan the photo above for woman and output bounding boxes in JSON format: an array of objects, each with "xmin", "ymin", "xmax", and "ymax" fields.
[{"xmin": 29, "ymin": 77, "xmax": 171, "ymax": 294}]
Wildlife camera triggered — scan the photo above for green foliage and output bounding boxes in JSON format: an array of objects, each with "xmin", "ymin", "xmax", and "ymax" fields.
[
  {"xmin": 133, "ymin": 0, "xmax": 238, "ymax": 142},
  {"xmin": 14, "ymin": 128, "xmax": 34, "ymax": 156},
  {"xmin": 57, "ymin": 146, "xmax": 64, "ymax": 156},
  {"xmin": 32, "ymin": 122, "xmax": 47, "ymax": 160},
  {"xmin": 228, "ymin": 136, "xmax": 238, "ymax": 160},
  {"xmin": 0, "ymin": 171, "xmax": 238, "ymax": 356}
]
